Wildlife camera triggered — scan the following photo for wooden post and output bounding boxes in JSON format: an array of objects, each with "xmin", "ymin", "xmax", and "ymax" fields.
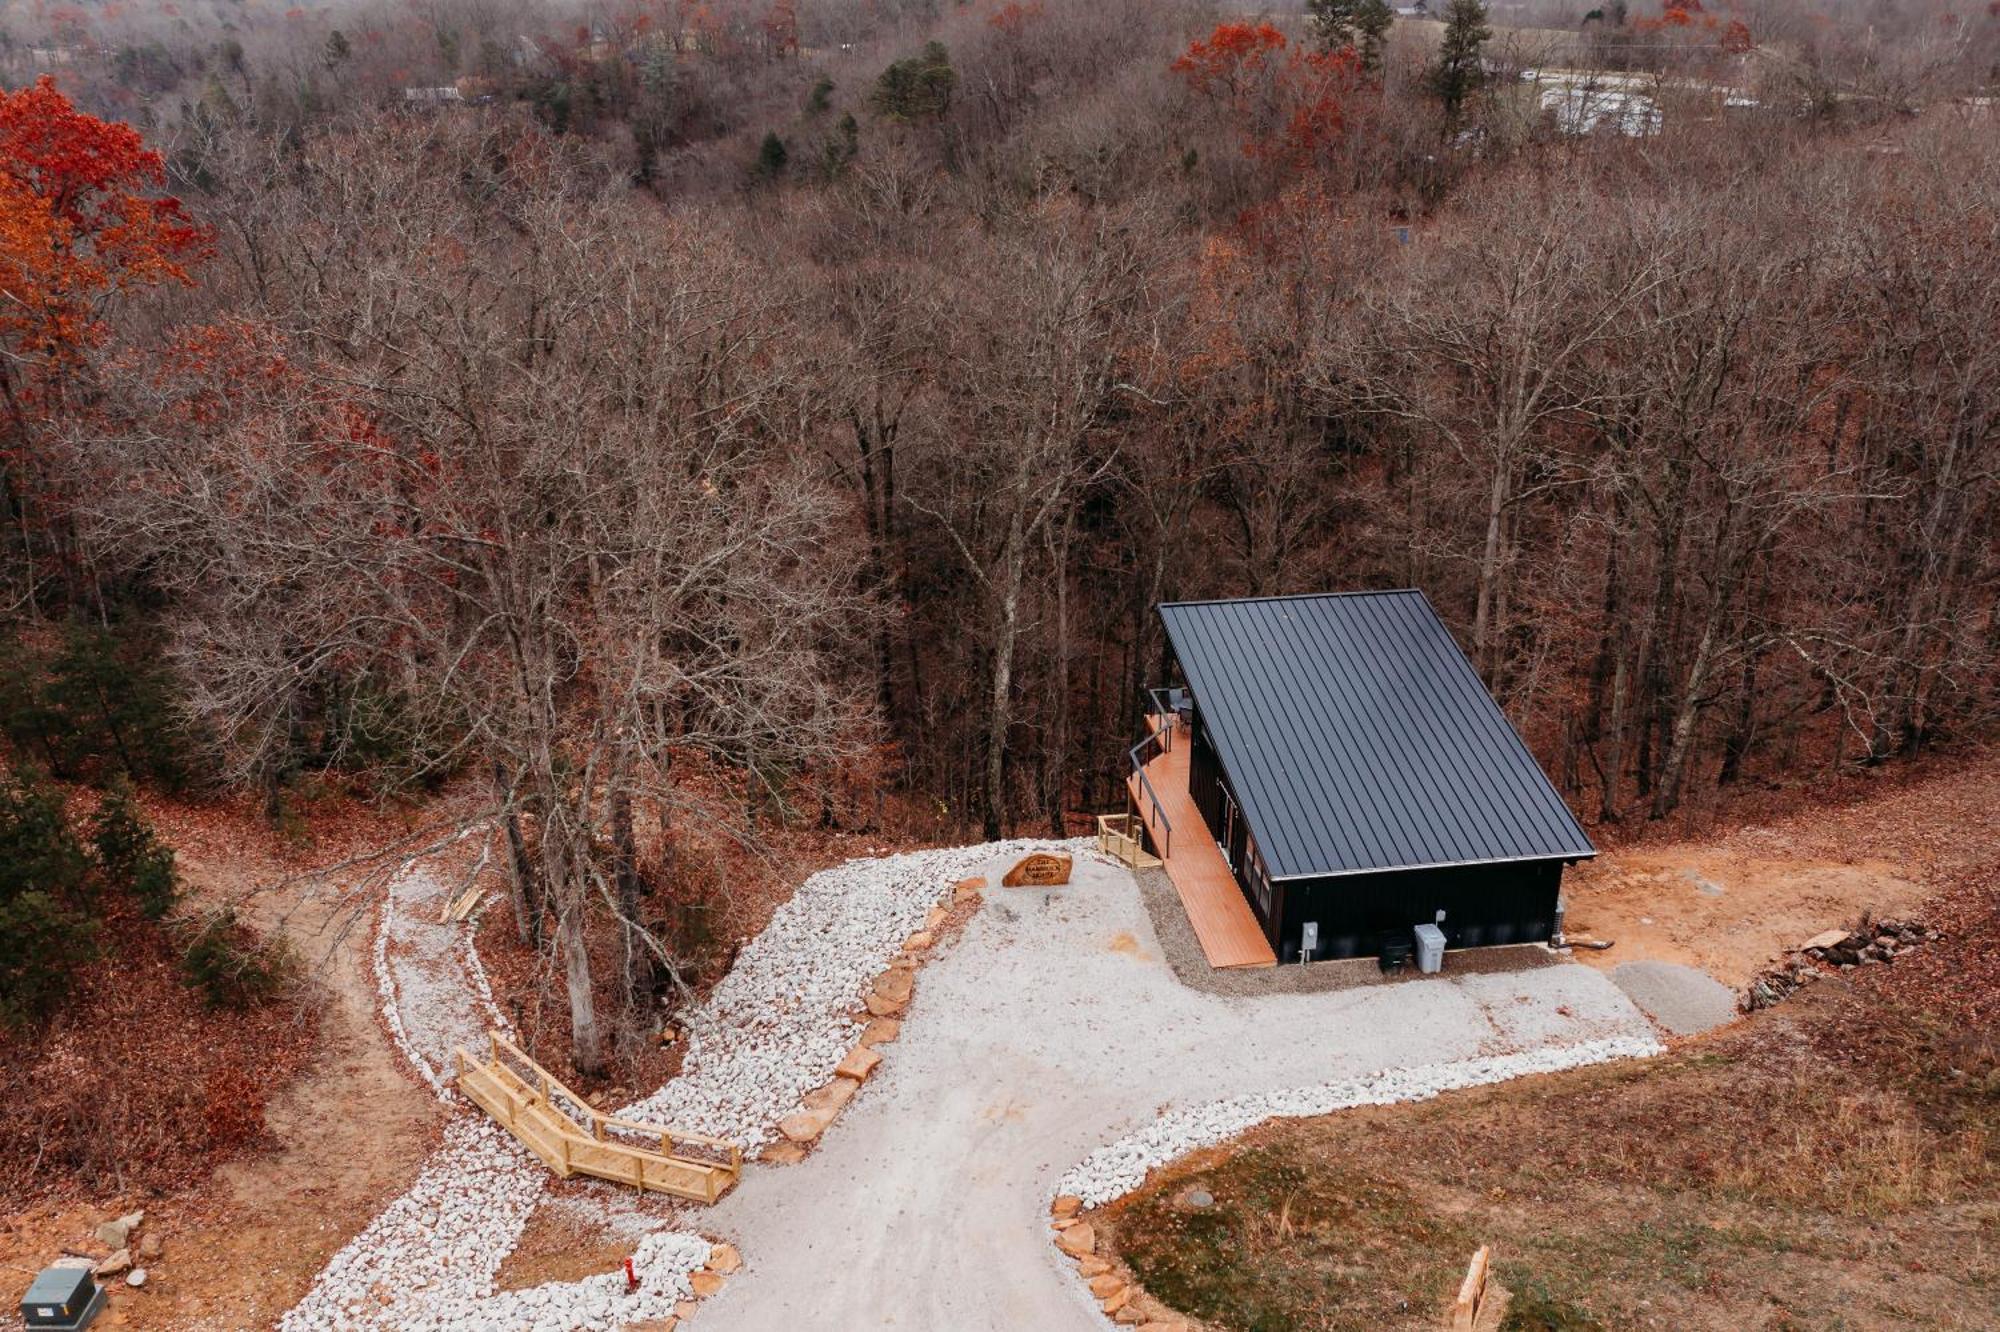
[{"xmin": 1450, "ymin": 1245, "xmax": 1490, "ymax": 1330}]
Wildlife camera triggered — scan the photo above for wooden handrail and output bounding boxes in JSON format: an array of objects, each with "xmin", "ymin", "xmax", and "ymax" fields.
[{"xmin": 455, "ymin": 1032, "xmax": 744, "ymax": 1202}]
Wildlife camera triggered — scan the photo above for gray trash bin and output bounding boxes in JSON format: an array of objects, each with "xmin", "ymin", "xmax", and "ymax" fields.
[{"xmin": 1413, "ymin": 923, "xmax": 1446, "ymax": 974}]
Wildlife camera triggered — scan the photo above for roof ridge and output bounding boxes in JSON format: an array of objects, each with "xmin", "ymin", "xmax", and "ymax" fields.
[{"xmin": 1159, "ymin": 588, "xmax": 1421, "ymax": 609}]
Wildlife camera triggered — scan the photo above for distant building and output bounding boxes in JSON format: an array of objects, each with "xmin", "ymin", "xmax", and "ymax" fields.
[
  {"xmin": 1540, "ymin": 84, "xmax": 1662, "ymax": 136},
  {"xmin": 402, "ymin": 86, "xmax": 465, "ymax": 105}
]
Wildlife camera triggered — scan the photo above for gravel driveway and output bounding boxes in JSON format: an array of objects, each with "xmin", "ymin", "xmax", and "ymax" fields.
[{"xmin": 696, "ymin": 849, "xmax": 1656, "ymax": 1331}]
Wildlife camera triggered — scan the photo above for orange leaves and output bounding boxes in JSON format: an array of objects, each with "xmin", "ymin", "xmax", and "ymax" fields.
[
  {"xmin": 1172, "ymin": 24, "xmax": 1363, "ymax": 174},
  {"xmin": 0, "ymin": 77, "xmax": 206, "ymax": 375},
  {"xmin": 1171, "ymin": 22, "xmax": 1289, "ymax": 101},
  {"xmin": 989, "ymin": 0, "xmax": 1045, "ymax": 34}
]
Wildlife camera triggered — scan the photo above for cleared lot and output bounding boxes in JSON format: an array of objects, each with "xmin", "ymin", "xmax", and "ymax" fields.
[{"xmin": 695, "ymin": 850, "xmax": 1656, "ymax": 1330}]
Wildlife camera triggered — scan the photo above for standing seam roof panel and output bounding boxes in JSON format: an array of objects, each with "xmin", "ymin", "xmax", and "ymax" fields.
[{"xmin": 1158, "ymin": 590, "xmax": 1596, "ymax": 880}]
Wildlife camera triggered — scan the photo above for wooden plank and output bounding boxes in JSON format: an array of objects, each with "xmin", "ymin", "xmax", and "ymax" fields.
[
  {"xmin": 1129, "ymin": 717, "xmax": 1276, "ymax": 969},
  {"xmin": 1451, "ymin": 1245, "xmax": 1490, "ymax": 1329},
  {"xmin": 455, "ymin": 1033, "xmax": 742, "ymax": 1204}
]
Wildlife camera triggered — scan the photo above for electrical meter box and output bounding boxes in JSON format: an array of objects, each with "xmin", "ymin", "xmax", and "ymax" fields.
[{"xmin": 20, "ymin": 1265, "xmax": 105, "ymax": 1331}]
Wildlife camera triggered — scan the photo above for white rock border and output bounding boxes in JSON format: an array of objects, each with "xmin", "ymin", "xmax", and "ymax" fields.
[
  {"xmin": 1054, "ymin": 1034, "xmax": 1664, "ymax": 1208},
  {"xmin": 1047, "ymin": 1034, "xmax": 1666, "ymax": 1326}
]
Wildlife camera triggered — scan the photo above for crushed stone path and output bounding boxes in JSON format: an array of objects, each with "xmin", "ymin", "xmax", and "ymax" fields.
[
  {"xmin": 692, "ymin": 850, "xmax": 1661, "ymax": 1331},
  {"xmin": 285, "ymin": 842, "xmax": 1075, "ymax": 1331}
]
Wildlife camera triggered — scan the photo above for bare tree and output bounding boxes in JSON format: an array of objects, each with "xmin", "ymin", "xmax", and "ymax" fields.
[{"xmin": 78, "ymin": 117, "xmax": 878, "ymax": 1073}]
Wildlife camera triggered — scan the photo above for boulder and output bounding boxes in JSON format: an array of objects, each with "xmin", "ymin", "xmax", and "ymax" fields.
[
  {"xmin": 873, "ymin": 969, "xmax": 915, "ymax": 1006},
  {"xmin": 137, "ymin": 1233, "xmax": 163, "ymax": 1261},
  {"xmin": 688, "ymin": 1270, "xmax": 726, "ymax": 1298},
  {"xmin": 903, "ymin": 931, "xmax": 935, "ymax": 953},
  {"xmin": 1002, "ymin": 853, "xmax": 1073, "ymax": 887},
  {"xmin": 95, "ymin": 1248, "xmax": 133, "ymax": 1278},
  {"xmin": 124, "ymin": 1269, "xmax": 147, "ymax": 1289},
  {"xmin": 1800, "ymin": 928, "xmax": 1851, "ymax": 953},
  {"xmin": 1101, "ymin": 1285, "xmax": 1133, "ymax": 1316},
  {"xmin": 1077, "ymin": 1256, "xmax": 1113, "ymax": 1277},
  {"xmin": 923, "ymin": 907, "xmax": 949, "ymax": 932},
  {"xmin": 777, "ymin": 1113, "xmax": 825, "ymax": 1145},
  {"xmin": 863, "ymin": 993, "xmax": 905, "ymax": 1019},
  {"xmin": 1055, "ymin": 1223, "xmax": 1096, "ymax": 1258},
  {"xmin": 706, "ymin": 1242, "xmax": 743, "ymax": 1275},
  {"xmin": 1051, "ymin": 1195, "xmax": 1083, "ymax": 1220},
  {"xmin": 835, "ymin": 1046, "xmax": 882, "ymax": 1083},
  {"xmin": 953, "ymin": 876, "xmax": 986, "ymax": 904},
  {"xmin": 95, "ymin": 1211, "xmax": 143, "ymax": 1250},
  {"xmin": 802, "ymin": 1078, "xmax": 858, "ymax": 1116},
  {"xmin": 860, "ymin": 1018, "xmax": 902, "ymax": 1047},
  {"xmin": 1088, "ymin": 1274, "xmax": 1124, "ymax": 1299},
  {"xmin": 760, "ymin": 1141, "xmax": 808, "ymax": 1165}
]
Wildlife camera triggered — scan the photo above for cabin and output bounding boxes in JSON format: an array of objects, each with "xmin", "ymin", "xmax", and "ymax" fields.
[{"xmin": 1125, "ymin": 590, "xmax": 1595, "ymax": 968}]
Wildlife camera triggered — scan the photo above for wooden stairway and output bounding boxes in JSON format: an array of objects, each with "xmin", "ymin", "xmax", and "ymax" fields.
[{"xmin": 455, "ymin": 1031, "xmax": 742, "ymax": 1203}]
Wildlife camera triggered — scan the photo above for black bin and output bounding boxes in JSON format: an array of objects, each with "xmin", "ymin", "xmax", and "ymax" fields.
[
  {"xmin": 1378, "ymin": 931, "xmax": 1414, "ymax": 973},
  {"xmin": 20, "ymin": 1266, "xmax": 105, "ymax": 1331}
]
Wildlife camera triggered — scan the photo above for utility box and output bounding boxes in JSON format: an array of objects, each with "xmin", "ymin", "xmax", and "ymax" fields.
[
  {"xmin": 20, "ymin": 1265, "xmax": 105, "ymax": 1331},
  {"xmin": 1413, "ymin": 923, "xmax": 1446, "ymax": 974}
]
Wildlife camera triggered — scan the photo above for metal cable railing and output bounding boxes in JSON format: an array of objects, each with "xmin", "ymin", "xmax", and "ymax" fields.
[{"xmin": 1126, "ymin": 697, "xmax": 1179, "ymax": 860}]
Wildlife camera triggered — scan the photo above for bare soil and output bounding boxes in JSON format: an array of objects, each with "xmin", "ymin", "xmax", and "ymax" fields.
[
  {"xmin": 0, "ymin": 791, "xmax": 443, "ymax": 1331},
  {"xmin": 1564, "ymin": 753, "xmax": 2000, "ymax": 989}
]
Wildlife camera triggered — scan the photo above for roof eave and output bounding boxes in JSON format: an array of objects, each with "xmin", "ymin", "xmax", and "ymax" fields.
[{"xmin": 1270, "ymin": 848, "xmax": 1598, "ymax": 882}]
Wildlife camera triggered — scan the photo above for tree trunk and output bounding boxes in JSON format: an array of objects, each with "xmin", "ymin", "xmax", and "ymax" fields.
[
  {"xmin": 493, "ymin": 760, "xmax": 540, "ymax": 946},
  {"xmin": 558, "ymin": 898, "xmax": 603, "ymax": 1076},
  {"xmin": 1471, "ymin": 450, "xmax": 1510, "ymax": 683}
]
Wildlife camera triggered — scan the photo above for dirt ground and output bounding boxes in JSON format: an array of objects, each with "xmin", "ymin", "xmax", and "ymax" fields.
[
  {"xmin": 0, "ymin": 796, "xmax": 445, "ymax": 1331},
  {"xmin": 1563, "ymin": 754, "xmax": 2000, "ymax": 989}
]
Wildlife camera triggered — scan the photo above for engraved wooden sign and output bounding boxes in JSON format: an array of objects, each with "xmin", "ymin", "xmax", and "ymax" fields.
[{"xmin": 1002, "ymin": 852, "xmax": 1073, "ymax": 887}]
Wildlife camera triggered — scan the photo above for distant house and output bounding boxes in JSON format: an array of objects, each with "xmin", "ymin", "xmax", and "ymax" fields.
[
  {"xmin": 1522, "ymin": 70, "xmax": 1664, "ymax": 136},
  {"xmin": 402, "ymin": 85, "xmax": 465, "ymax": 105},
  {"xmin": 1540, "ymin": 84, "xmax": 1662, "ymax": 135},
  {"xmin": 1128, "ymin": 591, "xmax": 1595, "ymax": 967}
]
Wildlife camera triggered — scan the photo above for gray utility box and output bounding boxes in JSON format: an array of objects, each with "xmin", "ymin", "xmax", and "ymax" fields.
[
  {"xmin": 20, "ymin": 1265, "xmax": 105, "ymax": 1331},
  {"xmin": 1413, "ymin": 923, "xmax": 1446, "ymax": 974}
]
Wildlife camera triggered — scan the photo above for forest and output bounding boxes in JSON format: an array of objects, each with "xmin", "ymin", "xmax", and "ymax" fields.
[{"xmin": 1, "ymin": 0, "xmax": 1996, "ymax": 1075}]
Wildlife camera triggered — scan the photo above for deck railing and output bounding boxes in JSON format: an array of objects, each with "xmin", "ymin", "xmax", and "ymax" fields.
[
  {"xmin": 1127, "ymin": 702, "xmax": 1179, "ymax": 860},
  {"xmin": 455, "ymin": 1030, "xmax": 743, "ymax": 1202}
]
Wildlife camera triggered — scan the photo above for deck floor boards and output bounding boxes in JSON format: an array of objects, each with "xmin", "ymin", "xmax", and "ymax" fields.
[{"xmin": 1130, "ymin": 718, "xmax": 1277, "ymax": 969}]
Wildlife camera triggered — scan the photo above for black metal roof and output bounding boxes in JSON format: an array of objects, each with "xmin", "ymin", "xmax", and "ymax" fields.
[{"xmin": 1158, "ymin": 590, "xmax": 1596, "ymax": 880}]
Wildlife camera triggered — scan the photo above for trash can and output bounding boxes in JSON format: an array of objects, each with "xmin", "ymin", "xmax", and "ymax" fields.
[
  {"xmin": 1378, "ymin": 931, "xmax": 1413, "ymax": 973},
  {"xmin": 20, "ymin": 1265, "xmax": 105, "ymax": 1331},
  {"xmin": 1413, "ymin": 923, "xmax": 1446, "ymax": 975}
]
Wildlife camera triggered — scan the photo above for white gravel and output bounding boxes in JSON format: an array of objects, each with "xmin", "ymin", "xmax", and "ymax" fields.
[
  {"xmin": 288, "ymin": 841, "xmax": 1081, "ymax": 1331},
  {"xmin": 1053, "ymin": 1034, "xmax": 1663, "ymax": 1207},
  {"xmin": 372, "ymin": 866, "xmax": 511, "ymax": 1100},
  {"xmin": 620, "ymin": 839, "xmax": 1082, "ymax": 1149}
]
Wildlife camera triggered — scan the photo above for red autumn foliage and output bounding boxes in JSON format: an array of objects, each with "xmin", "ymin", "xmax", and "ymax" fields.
[
  {"xmin": 990, "ymin": 0, "xmax": 1045, "ymax": 34},
  {"xmin": 0, "ymin": 76, "xmax": 205, "ymax": 375},
  {"xmin": 1172, "ymin": 23, "xmax": 1363, "ymax": 173}
]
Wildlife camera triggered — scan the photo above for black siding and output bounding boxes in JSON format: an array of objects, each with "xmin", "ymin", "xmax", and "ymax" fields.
[{"xmin": 1276, "ymin": 858, "xmax": 1567, "ymax": 962}]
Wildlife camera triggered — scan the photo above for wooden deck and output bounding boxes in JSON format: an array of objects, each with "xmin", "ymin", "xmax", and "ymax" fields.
[
  {"xmin": 1129, "ymin": 716, "xmax": 1277, "ymax": 969},
  {"xmin": 456, "ymin": 1031, "xmax": 742, "ymax": 1203}
]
